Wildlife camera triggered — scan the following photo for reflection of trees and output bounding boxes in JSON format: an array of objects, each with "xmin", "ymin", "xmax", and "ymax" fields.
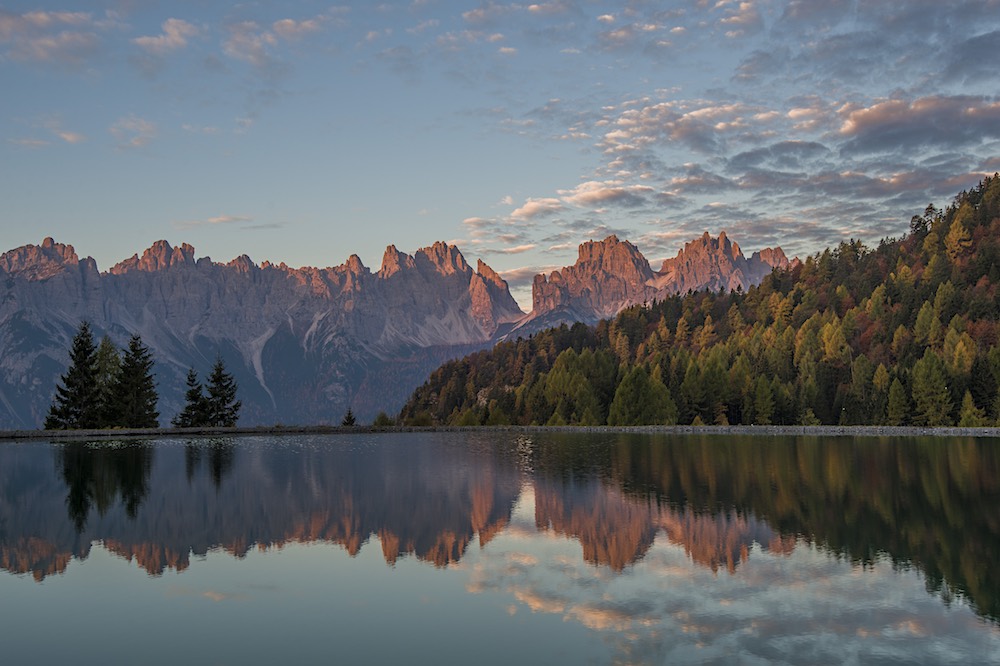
[
  {"xmin": 57, "ymin": 441, "xmax": 154, "ymax": 533},
  {"xmin": 593, "ymin": 434, "xmax": 1000, "ymax": 624},
  {"xmin": 184, "ymin": 439, "xmax": 236, "ymax": 489}
]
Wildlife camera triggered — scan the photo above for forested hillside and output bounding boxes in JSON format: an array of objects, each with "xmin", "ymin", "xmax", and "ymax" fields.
[{"xmin": 401, "ymin": 175, "xmax": 1000, "ymax": 427}]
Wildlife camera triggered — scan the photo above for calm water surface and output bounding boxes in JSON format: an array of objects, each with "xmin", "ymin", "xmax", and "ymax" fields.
[{"xmin": 0, "ymin": 432, "xmax": 998, "ymax": 665}]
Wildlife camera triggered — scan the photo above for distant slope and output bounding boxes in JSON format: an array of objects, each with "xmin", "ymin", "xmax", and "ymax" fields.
[{"xmin": 401, "ymin": 175, "xmax": 1000, "ymax": 428}]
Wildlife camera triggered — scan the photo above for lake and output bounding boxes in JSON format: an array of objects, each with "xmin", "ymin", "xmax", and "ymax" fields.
[{"xmin": 0, "ymin": 432, "xmax": 998, "ymax": 665}]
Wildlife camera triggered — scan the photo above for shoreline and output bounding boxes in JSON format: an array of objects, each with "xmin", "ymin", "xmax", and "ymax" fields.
[{"xmin": 1, "ymin": 423, "xmax": 999, "ymax": 442}]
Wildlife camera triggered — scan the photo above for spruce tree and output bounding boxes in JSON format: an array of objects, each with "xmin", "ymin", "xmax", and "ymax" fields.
[
  {"xmin": 93, "ymin": 335, "xmax": 121, "ymax": 427},
  {"xmin": 341, "ymin": 407, "xmax": 356, "ymax": 426},
  {"xmin": 205, "ymin": 358, "xmax": 240, "ymax": 427},
  {"xmin": 172, "ymin": 368, "xmax": 209, "ymax": 427},
  {"xmin": 110, "ymin": 335, "xmax": 159, "ymax": 428},
  {"xmin": 45, "ymin": 321, "xmax": 99, "ymax": 429}
]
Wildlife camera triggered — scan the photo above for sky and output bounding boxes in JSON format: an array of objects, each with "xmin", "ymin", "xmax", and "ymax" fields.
[{"xmin": 2, "ymin": 0, "xmax": 1000, "ymax": 309}]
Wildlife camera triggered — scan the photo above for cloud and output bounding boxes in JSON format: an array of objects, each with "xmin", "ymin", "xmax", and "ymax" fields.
[
  {"xmin": 223, "ymin": 21, "xmax": 279, "ymax": 67},
  {"xmin": 174, "ymin": 214, "xmax": 255, "ymax": 229},
  {"xmin": 718, "ymin": 0, "xmax": 763, "ymax": 37},
  {"xmin": 500, "ymin": 264, "xmax": 561, "ymax": 290},
  {"xmin": 0, "ymin": 9, "xmax": 113, "ymax": 64},
  {"xmin": 56, "ymin": 131, "xmax": 85, "ymax": 144},
  {"xmin": 838, "ymin": 96, "xmax": 1000, "ymax": 154},
  {"xmin": 132, "ymin": 18, "xmax": 200, "ymax": 55},
  {"xmin": 484, "ymin": 243, "xmax": 537, "ymax": 255},
  {"xmin": 598, "ymin": 100, "xmax": 753, "ymax": 155},
  {"xmin": 511, "ymin": 197, "xmax": 563, "ymax": 220},
  {"xmin": 110, "ymin": 115, "xmax": 157, "ymax": 149},
  {"xmin": 558, "ymin": 181, "xmax": 654, "ymax": 208},
  {"xmin": 271, "ymin": 18, "xmax": 324, "ymax": 40},
  {"xmin": 7, "ymin": 138, "xmax": 49, "ymax": 148}
]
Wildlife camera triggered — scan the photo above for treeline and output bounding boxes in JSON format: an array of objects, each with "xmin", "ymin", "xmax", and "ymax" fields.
[
  {"xmin": 45, "ymin": 321, "xmax": 241, "ymax": 430},
  {"xmin": 401, "ymin": 174, "xmax": 1000, "ymax": 427}
]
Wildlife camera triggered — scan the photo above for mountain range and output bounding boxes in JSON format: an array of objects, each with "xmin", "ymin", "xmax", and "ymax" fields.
[{"xmin": 0, "ymin": 232, "xmax": 789, "ymax": 428}]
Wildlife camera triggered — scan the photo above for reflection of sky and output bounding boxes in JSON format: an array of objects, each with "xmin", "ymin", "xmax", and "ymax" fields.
[
  {"xmin": 2, "ymin": 517, "xmax": 998, "ymax": 664},
  {"xmin": 467, "ymin": 487, "xmax": 1000, "ymax": 665},
  {"xmin": 2, "ymin": 442, "xmax": 999, "ymax": 665}
]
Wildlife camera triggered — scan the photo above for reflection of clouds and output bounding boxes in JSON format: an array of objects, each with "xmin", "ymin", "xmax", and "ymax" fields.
[
  {"xmin": 166, "ymin": 583, "xmax": 246, "ymax": 603},
  {"xmin": 467, "ymin": 526, "xmax": 1000, "ymax": 665}
]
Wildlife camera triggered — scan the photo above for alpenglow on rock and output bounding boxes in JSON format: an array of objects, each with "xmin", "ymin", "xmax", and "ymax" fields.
[
  {"xmin": 0, "ymin": 238, "xmax": 523, "ymax": 428},
  {"xmin": 512, "ymin": 232, "xmax": 792, "ymax": 335},
  {"xmin": 0, "ymin": 231, "xmax": 789, "ymax": 428}
]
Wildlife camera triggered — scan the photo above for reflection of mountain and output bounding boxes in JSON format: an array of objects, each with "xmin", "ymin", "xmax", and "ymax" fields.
[
  {"xmin": 533, "ymin": 478, "xmax": 792, "ymax": 573},
  {"xmin": 599, "ymin": 434, "xmax": 1000, "ymax": 622},
  {"xmin": 0, "ymin": 432, "xmax": 997, "ymax": 627},
  {"xmin": 0, "ymin": 435, "xmax": 523, "ymax": 578}
]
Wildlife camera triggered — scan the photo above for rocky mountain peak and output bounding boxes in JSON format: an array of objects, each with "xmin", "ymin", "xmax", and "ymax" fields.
[
  {"xmin": 227, "ymin": 254, "xmax": 257, "ymax": 273},
  {"xmin": 109, "ymin": 240, "xmax": 196, "ymax": 274},
  {"xmin": 417, "ymin": 241, "xmax": 470, "ymax": 276},
  {"xmin": 476, "ymin": 259, "xmax": 505, "ymax": 288},
  {"xmin": 752, "ymin": 247, "xmax": 790, "ymax": 270},
  {"xmin": 577, "ymin": 235, "xmax": 652, "ymax": 279},
  {"xmin": 0, "ymin": 238, "xmax": 81, "ymax": 280},
  {"xmin": 343, "ymin": 254, "xmax": 368, "ymax": 274},
  {"xmin": 517, "ymin": 230, "xmax": 794, "ymax": 334},
  {"xmin": 378, "ymin": 244, "xmax": 416, "ymax": 278}
]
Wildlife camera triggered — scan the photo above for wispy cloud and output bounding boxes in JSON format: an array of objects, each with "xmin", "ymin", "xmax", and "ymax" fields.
[
  {"xmin": 0, "ymin": 9, "xmax": 115, "ymax": 64},
  {"xmin": 174, "ymin": 214, "xmax": 256, "ymax": 229},
  {"xmin": 110, "ymin": 115, "xmax": 157, "ymax": 149},
  {"xmin": 133, "ymin": 18, "xmax": 200, "ymax": 55}
]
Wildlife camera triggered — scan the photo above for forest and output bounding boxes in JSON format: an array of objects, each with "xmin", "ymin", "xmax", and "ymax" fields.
[{"xmin": 400, "ymin": 175, "xmax": 1000, "ymax": 427}]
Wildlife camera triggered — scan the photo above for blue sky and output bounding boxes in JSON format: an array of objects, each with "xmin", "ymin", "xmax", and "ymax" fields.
[{"xmin": 3, "ymin": 1, "xmax": 1000, "ymax": 307}]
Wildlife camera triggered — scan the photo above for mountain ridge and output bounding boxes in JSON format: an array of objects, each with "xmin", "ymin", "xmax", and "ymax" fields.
[{"xmin": 0, "ymin": 230, "xmax": 790, "ymax": 427}]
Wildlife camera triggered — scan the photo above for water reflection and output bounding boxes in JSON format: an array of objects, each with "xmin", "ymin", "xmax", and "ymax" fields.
[{"xmin": 0, "ymin": 432, "xmax": 997, "ymax": 630}]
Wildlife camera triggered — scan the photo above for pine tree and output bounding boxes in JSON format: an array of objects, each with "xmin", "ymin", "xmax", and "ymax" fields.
[
  {"xmin": 45, "ymin": 321, "xmax": 99, "ymax": 429},
  {"xmin": 172, "ymin": 368, "xmax": 209, "ymax": 427},
  {"xmin": 341, "ymin": 408, "xmax": 356, "ymax": 426},
  {"xmin": 110, "ymin": 335, "xmax": 159, "ymax": 428},
  {"xmin": 93, "ymin": 335, "xmax": 121, "ymax": 427},
  {"xmin": 205, "ymin": 357, "xmax": 241, "ymax": 427}
]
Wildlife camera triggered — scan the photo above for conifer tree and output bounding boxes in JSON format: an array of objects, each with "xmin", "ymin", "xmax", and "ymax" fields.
[
  {"xmin": 341, "ymin": 407, "xmax": 356, "ymax": 426},
  {"xmin": 45, "ymin": 321, "xmax": 99, "ymax": 429},
  {"xmin": 172, "ymin": 368, "xmax": 209, "ymax": 427},
  {"xmin": 110, "ymin": 334, "xmax": 159, "ymax": 428},
  {"xmin": 887, "ymin": 378, "xmax": 909, "ymax": 426},
  {"xmin": 205, "ymin": 357, "xmax": 241, "ymax": 427},
  {"xmin": 958, "ymin": 391, "xmax": 988, "ymax": 427},
  {"xmin": 93, "ymin": 335, "xmax": 121, "ymax": 427},
  {"xmin": 911, "ymin": 349, "xmax": 952, "ymax": 426}
]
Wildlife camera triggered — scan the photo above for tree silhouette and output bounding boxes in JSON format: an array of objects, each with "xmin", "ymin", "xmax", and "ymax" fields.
[
  {"xmin": 205, "ymin": 358, "xmax": 240, "ymax": 427},
  {"xmin": 172, "ymin": 368, "xmax": 209, "ymax": 427},
  {"xmin": 110, "ymin": 335, "xmax": 159, "ymax": 428},
  {"xmin": 45, "ymin": 321, "xmax": 99, "ymax": 429}
]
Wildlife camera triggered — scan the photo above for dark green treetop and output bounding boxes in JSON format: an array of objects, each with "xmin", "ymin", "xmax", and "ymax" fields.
[
  {"xmin": 172, "ymin": 368, "xmax": 209, "ymax": 427},
  {"xmin": 45, "ymin": 321, "xmax": 99, "ymax": 429},
  {"xmin": 110, "ymin": 334, "xmax": 159, "ymax": 428},
  {"xmin": 205, "ymin": 358, "xmax": 240, "ymax": 427}
]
